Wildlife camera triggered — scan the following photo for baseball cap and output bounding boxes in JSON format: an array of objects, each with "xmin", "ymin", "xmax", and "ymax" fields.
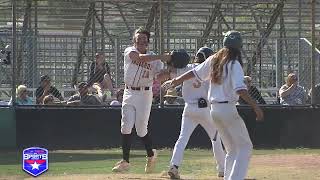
[
  {"xmin": 196, "ymin": 47, "xmax": 214, "ymax": 59},
  {"xmin": 223, "ymin": 30, "xmax": 243, "ymax": 50},
  {"xmin": 78, "ymin": 82, "xmax": 88, "ymax": 89},
  {"xmin": 40, "ymin": 75, "xmax": 50, "ymax": 83},
  {"xmin": 164, "ymin": 88, "xmax": 179, "ymax": 98}
]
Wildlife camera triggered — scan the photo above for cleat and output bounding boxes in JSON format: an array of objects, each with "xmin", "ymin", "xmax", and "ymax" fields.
[
  {"xmin": 217, "ymin": 171, "xmax": 224, "ymax": 177},
  {"xmin": 168, "ymin": 165, "xmax": 180, "ymax": 179},
  {"xmin": 145, "ymin": 149, "xmax": 157, "ymax": 173},
  {"xmin": 112, "ymin": 160, "xmax": 130, "ymax": 172}
]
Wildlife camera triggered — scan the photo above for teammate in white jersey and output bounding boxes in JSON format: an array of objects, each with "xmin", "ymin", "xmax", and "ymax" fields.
[
  {"xmin": 163, "ymin": 31, "xmax": 264, "ymax": 180},
  {"xmin": 112, "ymin": 27, "xmax": 171, "ymax": 173},
  {"xmin": 164, "ymin": 47, "xmax": 226, "ymax": 179}
]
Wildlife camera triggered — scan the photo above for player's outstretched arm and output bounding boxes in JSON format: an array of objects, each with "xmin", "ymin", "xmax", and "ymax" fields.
[
  {"xmin": 138, "ymin": 53, "xmax": 171, "ymax": 63},
  {"xmin": 155, "ymin": 66, "xmax": 177, "ymax": 82},
  {"xmin": 162, "ymin": 70, "xmax": 195, "ymax": 90}
]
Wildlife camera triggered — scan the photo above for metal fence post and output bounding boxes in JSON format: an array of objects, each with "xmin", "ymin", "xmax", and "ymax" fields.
[
  {"xmin": 115, "ymin": 37, "xmax": 119, "ymax": 88},
  {"xmin": 11, "ymin": 0, "xmax": 17, "ymax": 105},
  {"xmin": 311, "ymin": 0, "xmax": 316, "ymax": 105}
]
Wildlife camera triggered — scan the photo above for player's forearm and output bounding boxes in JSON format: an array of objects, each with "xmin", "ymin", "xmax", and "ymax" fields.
[
  {"xmin": 279, "ymin": 87, "xmax": 293, "ymax": 97},
  {"xmin": 173, "ymin": 70, "xmax": 195, "ymax": 86},
  {"xmin": 139, "ymin": 54, "xmax": 170, "ymax": 63},
  {"xmin": 238, "ymin": 89, "xmax": 259, "ymax": 108}
]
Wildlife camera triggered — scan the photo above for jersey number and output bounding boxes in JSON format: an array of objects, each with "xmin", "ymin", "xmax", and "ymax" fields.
[{"xmin": 142, "ymin": 70, "xmax": 149, "ymax": 78}]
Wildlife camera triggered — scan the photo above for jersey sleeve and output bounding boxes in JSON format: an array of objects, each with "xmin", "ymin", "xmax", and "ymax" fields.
[
  {"xmin": 124, "ymin": 47, "xmax": 139, "ymax": 61},
  {"xmin": 231, "ymin": 61, "xmax": 247, "ymax": 91},
  {"xmin": 193, "ymin": 58, "xmax": 211, "ymax": 82}
]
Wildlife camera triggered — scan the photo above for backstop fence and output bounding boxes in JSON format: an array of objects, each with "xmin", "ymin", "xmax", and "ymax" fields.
[{"xmin": 0, "ymin": 0, "xmax": 319, "ymax": 106}]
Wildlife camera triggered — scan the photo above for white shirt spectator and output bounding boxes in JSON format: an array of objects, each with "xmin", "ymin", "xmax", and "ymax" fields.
[{"xmin": 110, "ymin": 100, "xmax": 122, "ymax": 106}]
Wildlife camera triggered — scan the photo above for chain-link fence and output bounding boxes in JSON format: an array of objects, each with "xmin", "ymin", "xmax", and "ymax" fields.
[
  {"xmin": 0, "ymin": 0, "xmax": 319, "ymax": 106},
  {"xmin": 1, "ymin": 33, "xmax": 319, "ymax": 106}
]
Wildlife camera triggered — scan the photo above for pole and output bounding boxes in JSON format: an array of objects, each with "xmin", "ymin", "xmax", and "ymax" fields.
[
  {"xmin": 159, "ymin": 0, "xmax": 164, "ymax": 54},
  {"xmin": 159, "ymin": 0, "xmax": 164, "ymax": 107},
  {"xmin": 11, "ymin": 0, "xmax": 17, "ymax": 105},
  {"xmin": 311, "ymin": 0, "xmax": 316, "ymax": 105}
]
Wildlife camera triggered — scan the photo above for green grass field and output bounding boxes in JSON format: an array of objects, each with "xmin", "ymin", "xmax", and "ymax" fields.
[{"xmin": 1, "ymin": 148, "xmax": 320, "ymax": 180}]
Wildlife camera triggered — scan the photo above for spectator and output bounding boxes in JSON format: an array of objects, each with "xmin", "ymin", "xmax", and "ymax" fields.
[
  {"xmin": 88, "ymin": 52, "xmax": 114, "ymax": 97},
  {"xmin": 36, "ymin": 75, "xmax": 64, "ymax": 104},
  {"xmin": 164, "ymin": 88, "xmax": 180, "ymax": 105},
  {"xmin": 43, "ymin": 95, "xmax": 55, "ymax": 105},
  {"xmin": 238, "ymin": 76, "xmax": 266, "ymax": 105},
  {"xmin": 308, "ymin": 83, "xmax": 320, "ymax": 104},
  {"xmin": 110, "ymin": 88, "xmax": 124, "ymax": 106},
  {"xmin": 8, "ymin": 85, "xmax": 33, "ymax": 105},
  {"xmin": 0, "ymin": 100, "xmax": 8, "ymax": 105},
  {"xmin": 279, "ymin": 73, "xmax": 308, "ymax": 105},
  {"xmin": 67, "ymin": 82, "xmax": 102, "ymax": 106}
]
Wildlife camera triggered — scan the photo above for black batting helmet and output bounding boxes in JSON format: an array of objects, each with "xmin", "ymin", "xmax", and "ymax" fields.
[
  {"xmin": 223, "ymin": 30, "xmax": 243, "ymax": 50},
  {"xmin": 196, "ymin": 47, "xmax": 214, "ymax": 63}
]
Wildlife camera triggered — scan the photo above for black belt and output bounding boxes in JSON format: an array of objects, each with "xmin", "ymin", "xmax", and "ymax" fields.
[
  {"xmin": 211, "ymin": 101, "xmax": 229, "ymax": 104},
  {"xmin": 217, "ymin": 101, "xmax": 229, "ymax": 103},
  {"xmin": 126, "ymin": 85, "xmax": 150, "ymax": 91}
]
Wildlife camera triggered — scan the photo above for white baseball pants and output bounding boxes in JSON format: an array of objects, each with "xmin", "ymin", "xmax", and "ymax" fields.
[
  {"xmin": 210, "ymin": 103, "xmax": 253, "ymax": 180},
  {"xmin": 121, "ymin": 88, "xmax": 153, "ymax": 137},
  {"xmin": 170, "ymin": 103, "xmax": 226, "ymax": 173}
]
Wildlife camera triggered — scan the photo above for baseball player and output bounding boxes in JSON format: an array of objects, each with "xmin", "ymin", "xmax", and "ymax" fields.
[
  {"xmin": 163, "ymin": 31, "xmax": 264, "ymax": 180},
  {"xmin": 161, "ymin": 47, "xmax": 226, "ymax": 179},
  {"xmin": 112, "ymin": 27, "xmax": 171, "ymax": 173}
]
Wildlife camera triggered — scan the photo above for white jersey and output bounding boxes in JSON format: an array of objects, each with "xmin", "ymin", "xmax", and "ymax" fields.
[
  {"xmin": 174, "ymin": 64, "xmax": 209, "ymax": 104},
  {"xmin": 124, "ymin": 46, "xmax": 163, "ymax": 87},
  {"xmin": 193, "ymin": 58, "xmax": 247, "ymax": 103}
]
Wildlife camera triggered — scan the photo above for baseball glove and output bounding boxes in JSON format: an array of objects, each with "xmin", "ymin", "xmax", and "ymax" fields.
[{"xmin": 167, "ymin": 49, "xmax": 190, "ymax": 69}]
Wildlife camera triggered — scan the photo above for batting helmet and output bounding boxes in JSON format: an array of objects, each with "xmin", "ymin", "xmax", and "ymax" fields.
[
  {"xmin": 168, "ymin": 49, "xmax": 190, "ymax": 68},
  {"xmin": 223, "ymin": 30, "xmax": 243, "ymax": 50},
  {"xmin": 196, "ymin": 47, "xmax": 214, "ymax": 63}
]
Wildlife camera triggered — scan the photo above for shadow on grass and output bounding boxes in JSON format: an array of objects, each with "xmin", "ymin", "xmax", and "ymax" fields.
[{"xmin": 0, "ymin": 151, "xmax": 145, "ymax": 165}]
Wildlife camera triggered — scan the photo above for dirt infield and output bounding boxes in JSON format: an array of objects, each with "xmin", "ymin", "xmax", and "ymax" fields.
[{"xmin": 252, "ymin": 154, "xmax": 320, "ymax": 169}]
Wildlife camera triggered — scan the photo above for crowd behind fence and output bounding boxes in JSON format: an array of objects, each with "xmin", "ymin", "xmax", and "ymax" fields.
[{"xmin": 0, "ymin": 33, "xmax": 319, "ymax": 106}]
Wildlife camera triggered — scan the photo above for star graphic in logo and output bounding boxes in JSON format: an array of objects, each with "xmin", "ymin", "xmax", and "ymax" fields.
[{"xmin": 31, "ymin": 161, "xmax": 40, "ymax": 170}]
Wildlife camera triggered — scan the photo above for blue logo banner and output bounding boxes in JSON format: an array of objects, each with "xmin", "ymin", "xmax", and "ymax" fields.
[{"xmin": 22, "ymin": 147, "xmax": 48, "ymax": 177}]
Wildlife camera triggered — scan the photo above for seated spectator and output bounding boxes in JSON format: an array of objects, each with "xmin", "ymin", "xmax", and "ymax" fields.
[
  {"xmin": 164, "ymin": 88, "xmax": 180, "ymax": 105},
  {"xmin": 67, "ymin": 82, "xmax": 102, "ymax": 106},
  {"xmin": 308, "ymin": 83, "xmax": 320, "ymax": 104},
  {"xmin": 238, "ymin": 76, "xmax": 266, "ymax": 105},
  {"xmin": 279, "ymin": 73, "xmax": 308, "ymax": 105},
  {"xmin": 43, "ymin": 95, "xmax": 55, "ymax": 105},
  {"xmin": 0, "ymin": 100, "xmax": 8, "ymax": 105},
  {"xmin": 175, "ymin": 85, "xmax": 185, "ymax": 105},
  {"xmin": 8, "ymin": 85, "xmax": 33, "ymax": 105},
  {"xmin": 87, "ymin": 52, "xmax": 114, "ymax": 97},
  {"xmin": 110, "ymin": 88, "xmax": 124, "ymax": 106},
  {"xmin": 36, "ymin": 75, "xmax": 64, "ymax": 104}
]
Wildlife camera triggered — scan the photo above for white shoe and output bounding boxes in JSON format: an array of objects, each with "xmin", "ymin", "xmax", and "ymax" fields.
[
  {"xmin": 168, "ymin": 165, "xmax": 180, "ymax": 179},
  {"xmin": 145, "ymin": 149, "xmax": 157, "ymax": 173},
  {"xmin": 112, "ymin": 160, "xmax": 130, "ymax": 172},
  {"xmin": 217, "ymin": 171, "xmax": 224, "ymax": 177}
]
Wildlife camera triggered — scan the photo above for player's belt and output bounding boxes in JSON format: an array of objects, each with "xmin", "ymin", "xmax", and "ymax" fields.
[
  {"xmin": 125, "ymin": 85, "xmax": 150, "ymax": 91},
  {"xmin": 211, "ymin": 101, "xmax": 229, "ymax": 104}
]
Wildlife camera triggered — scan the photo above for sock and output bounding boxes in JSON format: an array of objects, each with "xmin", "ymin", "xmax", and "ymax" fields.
[
  {"xmin": 122, "ymin": 133, "xmax": 132, "ymax": 163},
  {"xmin": 140, "ymin": 133, "xmax": 154, "ymax": 157}
]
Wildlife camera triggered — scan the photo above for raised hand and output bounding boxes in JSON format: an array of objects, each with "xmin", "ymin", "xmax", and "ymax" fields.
[{"xmin": 161, "ymin": 80, "xmax": 174, "ymax": 92}]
